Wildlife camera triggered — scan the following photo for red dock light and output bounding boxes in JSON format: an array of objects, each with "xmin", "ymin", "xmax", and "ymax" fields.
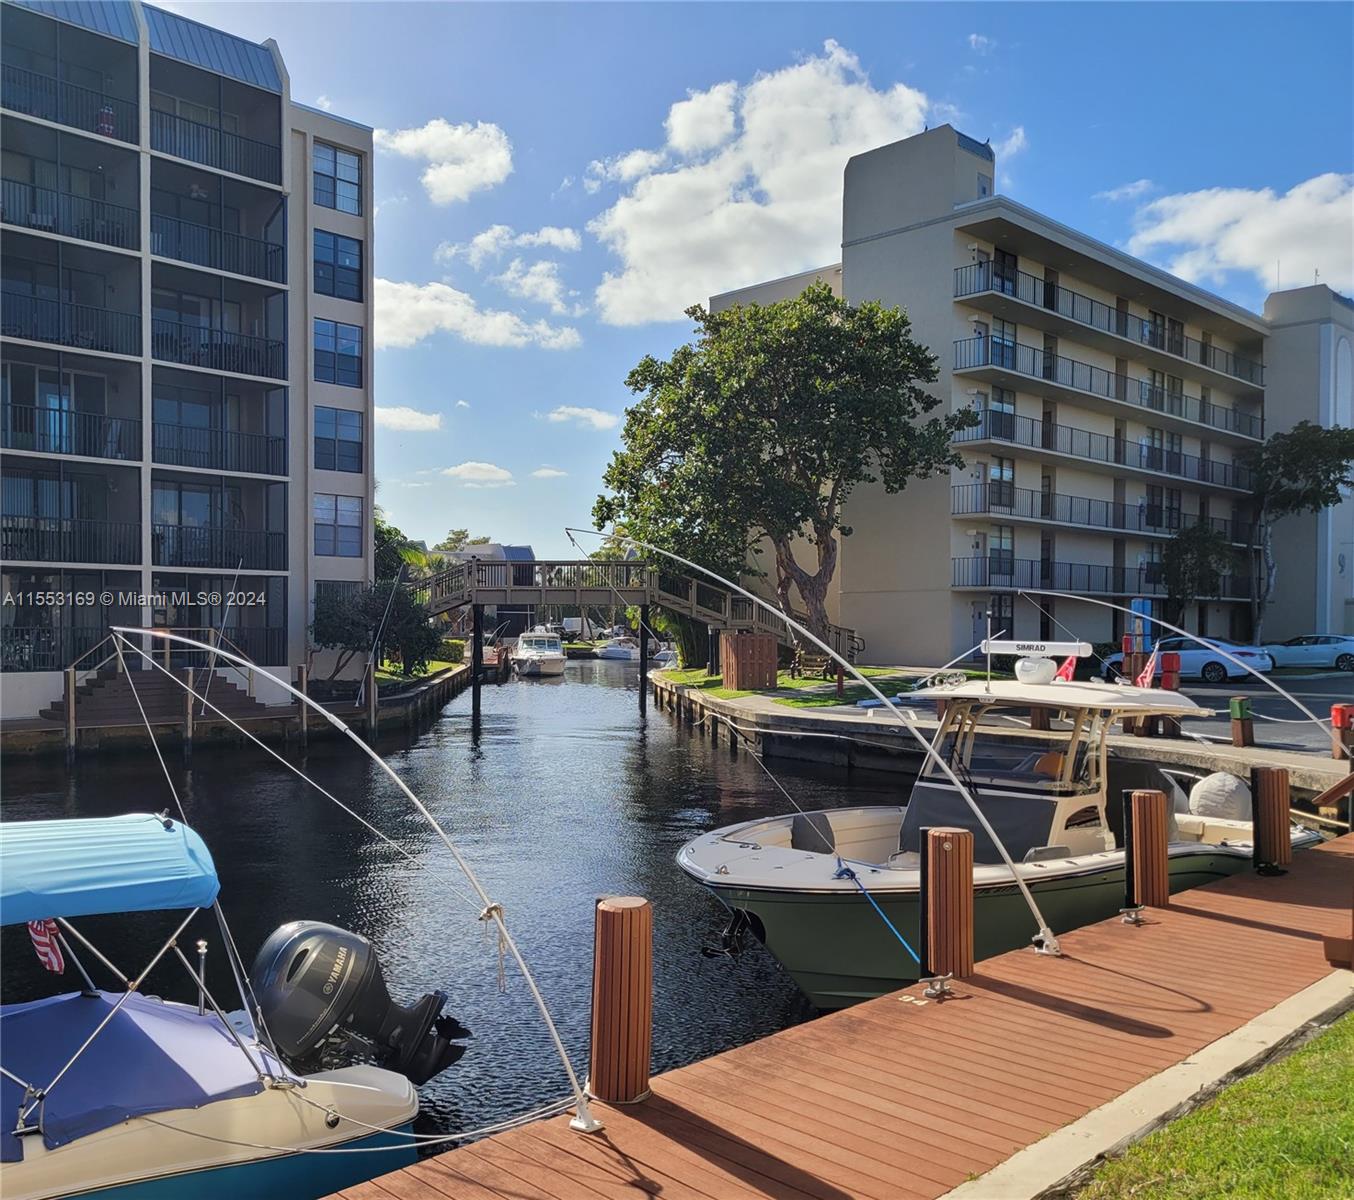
[{"xmin": 1160, "ymin": 652, "xmax": 1181, "ymax": 692}]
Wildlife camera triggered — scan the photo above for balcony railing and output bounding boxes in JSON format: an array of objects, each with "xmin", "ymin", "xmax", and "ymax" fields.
[
  {"xmin": 954, "ymin": 408, "xmax": 1254, "ymax": 491},
  {"xmin": 1, "ymin": 178, "xmax": 138, "ymax": 249},
  {"xmin": 1, "ymin": 624, "xmax": 109, "ymax": 672},
  {"xmin": 2, "ymin": 402, "xmax": 140, "ymax": 461},
  {"xmin": 152, "ymin": 422, "xmax": 286, "ymax": 475},
  {"xmin": 1, "ymin": 63, "xmax": 137, "ymax": 143},
  {"xmin": 1, "ymin": 514, "xmax": 140, "ymax": 564},
  {"xmin": 151, "ymin": 213, "xmax": 285, "ymax": 283},
  {"xmin": 953, "ymin": 336, "xmax": 1262, "ymax": 439},
  {"xmin": 954, "ymin": 262, "xmax": 1265, "ymax": 388},
  {"xmin": 152, "ymin": 523, "xmax": 285, "ymax": 571},
  {"xmin": 150, "ymin": 109, "xmax": 281, "ymax": 185},
  {"xmin": 951, "ymin": 556, "xmax": 1250, "ymax": 599},
  {"xmin": 1, "ymin": 293, "xmax": 140, "ymax": 356},
  {"xmin": 951, "ymin": 483, "xmax": 1252, "ymax": 543},
  {"xmin": 151, "ymin": 317, "xmax": 285, "ymax": 380}
]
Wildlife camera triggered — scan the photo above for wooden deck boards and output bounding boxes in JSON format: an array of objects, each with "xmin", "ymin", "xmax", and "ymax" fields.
[{"xmin": 335, "ymin": 836, "xmax": 1354, "ymax": 1200}]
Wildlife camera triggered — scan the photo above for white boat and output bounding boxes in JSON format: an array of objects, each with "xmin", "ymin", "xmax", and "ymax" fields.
[
  {"xmin": 511, "ymin": 627, "xmax": 567, "ymax": 676},
  {"xmin": 594, "ymin": 637, "xmax": 641, "ymax": 661},
  {"xmin": 651, "ymin": 644, "xmax": 678, "ymax": 666},
  {"xmin": 0, "ymin": 813, "xmax": 469, "ymax": 1200},
  {"xmin": 678, "ymin": 669, "xmax": 1321, "ymax": 1009}
]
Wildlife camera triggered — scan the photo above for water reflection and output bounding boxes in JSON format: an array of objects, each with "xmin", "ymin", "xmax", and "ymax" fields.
[{"xmin": 1, "ymin": 658, "xmax": 909, "ymax": 1137}]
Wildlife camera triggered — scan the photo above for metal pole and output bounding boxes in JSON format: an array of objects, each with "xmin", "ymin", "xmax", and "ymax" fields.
[
  {"xmin": 638, "ymin": 604, "xmax": 650, "ymax": 714},
  {"xmin": 196, "ymin": 939, "xmax": 208, "ymax": 1015},
  {"xmin": 295, "ymin": 663, "xmax": 308, "ymax": 747}
]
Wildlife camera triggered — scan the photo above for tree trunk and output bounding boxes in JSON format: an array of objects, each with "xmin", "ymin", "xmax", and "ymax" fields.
[
  {"xmin": 1254, "ymin": 519, "xmax": 1277, "ymax": 644},
  {"xmin": 771, "ymin": 531, "xmax": 838, "ymax": 646}
]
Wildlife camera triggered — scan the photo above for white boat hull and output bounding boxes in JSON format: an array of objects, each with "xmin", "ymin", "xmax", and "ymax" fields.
[
  {"xmin": 512, "ymin": 654, "xmax": 566, "ymax": 677},
  {"xmin": 3, "ymin": 1065, "xmax": 417, "ymax": 1200}
]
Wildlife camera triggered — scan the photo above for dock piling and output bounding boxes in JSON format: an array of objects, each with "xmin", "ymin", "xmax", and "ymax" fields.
[
  {"xmin": 587, "ymin": 896, "xmax": 653, "ymax": 1105},
  {"xmin": 182, "ymin": 667, "xmax": 195, "ymax": 760},
  {"xmin": 1230, "ymin": 697, "xmax": 1255, "ymax": 747},
  {"xmin": 295, "ymin": 664, "xmax": 308, "ymax": 746},
  {"xmin": 471, "ymin": 604, "xmax": 484, "ymax": 714},
  {"xmin": 918, "ymin": 826, "xmax": 974, "ymax": 997},
  {"xmin": 1251, "ymin": 766, "xmax": 1292, "ymax": 874},
  {"xmin": 64, "ymin": 666, "xmax": 77, "ymax": 763},
  {"xmin": 364, "ymin": 662, "xmax": 378, "ymax": 736},
  {"xmin": 639, "ymin": 605, "xmax": 650, "ymax": 715},
  {"xmin": 1122, "ymin": 788, "xmax": 1169, "ymax": 921}
]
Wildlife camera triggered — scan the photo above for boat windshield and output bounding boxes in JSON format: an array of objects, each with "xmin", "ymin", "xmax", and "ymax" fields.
[
  {"xmin": 522, "ymin": 637, "xmax": 562, "ymax": 652},
  {"xmin": 925, "ymin": 703, "xmax": 1103, "ymax": 796}
]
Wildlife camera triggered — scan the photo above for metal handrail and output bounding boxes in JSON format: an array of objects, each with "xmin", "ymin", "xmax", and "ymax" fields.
[
  {"xmin": 150, "ymin": 212, "xmax": 285, "ymax": 283},
  {"xmin": 0, "ymin": 63, "xmax": 137, "ymax": 143},
  {"xmin": 954, "ymin": 261, "xmax": 1265, "ymax": 387},
  {"xmin": 1, "ymin": 177, "xmax": 139, "ymax": 249},
  {"xmin": 953, "ymin": 336, "xmax": 1263, "ymax": 439},
  {"xmin": 2, "ymin": 402, "xmax": 141, "ymax": 461},
  {"xmin": 149, "ymin": 109, "xmax": 282, "ymax": 184}
]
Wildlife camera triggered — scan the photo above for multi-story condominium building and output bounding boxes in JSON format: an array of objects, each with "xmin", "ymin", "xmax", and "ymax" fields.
[
  {"xmin": 714, "ymin": 125, "xmax": 1343, "ymax": 664},
  {"xmin": 0, "ymin": 0, "xmax": 375, "ymax": 716}
]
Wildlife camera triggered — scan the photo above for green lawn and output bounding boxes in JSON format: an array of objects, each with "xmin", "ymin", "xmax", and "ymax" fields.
[
  {"xmin": 1078, "ymin": 1013, "xmax": 1354, "ymax": 1200},
  {"xmin": 376, "ymin": 659, "xmax": 461, "ymax": 690},
  {"xmin": 655, "ymin": 668, "xmax": 753, "ymax": 699}
]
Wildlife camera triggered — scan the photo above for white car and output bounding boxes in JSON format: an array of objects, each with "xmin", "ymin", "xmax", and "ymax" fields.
[
  {"xmin": 1101, "ymin": 636, "xmax": 1274, "ymax": 685},
  {"xmin": 1262, "ymin": 634, "xmax": 1354, "ymax": 672}
]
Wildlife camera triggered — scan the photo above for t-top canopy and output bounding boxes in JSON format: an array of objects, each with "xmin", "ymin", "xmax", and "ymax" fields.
[
  {"xmin": 0, "ymin": 813, "xmax": 219, "ymax": 926},
  {"xmin": 918, "ymin": 678, "xmax": 1209, "ymax": 716}
]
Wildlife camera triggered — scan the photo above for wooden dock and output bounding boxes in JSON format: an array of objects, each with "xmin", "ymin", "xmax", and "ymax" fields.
[{"xmin": 333, "ymin": 835, "xmax": 1353, "ymax": 1200}]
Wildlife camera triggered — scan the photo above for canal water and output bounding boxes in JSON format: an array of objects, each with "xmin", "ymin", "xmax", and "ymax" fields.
[{"xmin": 1, "ymin": 659, "xmax": 911, "ymax": 1140}]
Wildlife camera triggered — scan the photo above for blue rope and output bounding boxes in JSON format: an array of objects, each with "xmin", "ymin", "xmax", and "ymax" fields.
[{"xmin": 834, "ymin": 859, "xmax": 920, "ymax": 964}]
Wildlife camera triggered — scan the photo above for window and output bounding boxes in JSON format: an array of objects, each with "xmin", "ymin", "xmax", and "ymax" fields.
[
  {"xmin": 314, "ymin": 406, "xmax": 362, "ymax": 472},
  {"xmin": 977, "ymin": 173, "xmax": 992, "ymax": 198},
  {"xmin": 314, "ymin": 319, "xmax": 362, "ymax": 387},
  {"xmin": 314, "ymin": 578, "xmax": 362, "ymax": 616},
  {"xmin": 992, "ymin": 318, "xmax": 1017, "ymax": 369},
  {"xmin": 988, "ymin": 458, "xmax": 1015, "ymax": 508},
  {"xmin": 313, "ymin": 493, "xmax": 363, "ymax": 557},
  {"xmin": 986, "ymin": 386, "xmax": 1016, "ymax": 440},
  {"xmin": 313, "ymin": 231, "xmax": 362, "ymax": 301},
  {"xmin": 990, "ymin": 525, "xmax": 1014, "ymax": 575},
  {"xmin": 313, "ymin": 142, "xmax": 361, "ymax": 214}
]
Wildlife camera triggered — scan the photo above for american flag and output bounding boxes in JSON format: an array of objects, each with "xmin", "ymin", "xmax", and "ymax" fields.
[
  {"xmin": 1135, "ymin": 649, "xmax": 1160, "ymax": 689},
  {"xmin": 28, "ymin": 919, "xmax": 65, "ymax": 974}
]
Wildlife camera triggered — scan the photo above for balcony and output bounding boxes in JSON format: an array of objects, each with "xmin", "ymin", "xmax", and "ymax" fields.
[
  {"xmin": 151, "ymin": 318, "xmax": 285, "ymax": 380},
  {"xmin": 150, "ymin": 109, "xmax": 281, "ymax": 186},
  {"xmin": 954, "ymin": 409, "xmax": 1253, "ymax": 492},
  {"xmin": 954, "ymin": 263, "xmax": 1265, "ymax": 389},
  {"xmin": 152, "ymin": 423, "xmax": 286, "ymax": 475},
  {"xmin": 951, "ymin": 556, "xmax": 1250, "ymax": 599},
  {"xmin": 953, "ymin": 337, "xmax": 1262, "ymax": 440},
  {"xmin": 951, "ymin": 483, "xmax": 1252, "ymax": 543},
  {"xmin": 1, "ymin": 623, "xmax": 109, "ymax": 672},
  {"xmin": 152, "ymin": 524, "xmax": 285, "ymax": 571},
  {"xmin": 1, "ymin": 514, "xmax": 140, "ymax": 564},
  {"xmin": 151, "ymin": 213, "xmax": 284, "ymax": 283},
  {"xmin": 2, "ymin": 402, "xmax": 140, "ymax": 461},
  {"xmin": 1, "ymin": 63, "xmax": 137, "ymax": 144},
  {"xmin": 1, "ymin": 293, "xmax": 140, "ymax": 356},
  {"xmin": 2, "ymin": 177, "xmax": 138, "ymax": 249}
]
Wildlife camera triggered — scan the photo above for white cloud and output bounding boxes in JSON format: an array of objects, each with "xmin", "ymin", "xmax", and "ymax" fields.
[
  {"xmin": 374, "ymin": 118, "xmax": 513, "ymax": 204},
  {"xmin": 588, "ymin": 39, "xmax": 929, "ymax": 325},
  {"xmin": 665, "ymin": 82, "xmax": 738, "ymax": 156},
  {"xmin": 438, "ymin": 224, "xmax": 582, "ymax": 270},
  {"xmin": 455, "ymin": 399, "xmax": 471, "ymax": 408},
  {"xmin": 442, "ymin": 461, "xmax": 515, "ymax": 488},
  {"xmin": 1094, "ymin": 178, "xmax": 1154, "ymax": 203},
  {"xmin": 584, "ymin": 148, "xmax": 668, "ymax": 194},
  {"xmin": 491, "ymin": 258, "xmax": 581, "ymax": 315},
  {"xmin": 375, "ymin": 405, "xmax": 443, "ymax": 432},
  {"xmin": 994, "ymin": 126, "xmax": 1027, "ymax": 159},
  {"xmin": 1125, "ymin": 173, "xmax": 1354, "ymax": 294},
  {"xmin": 532, "ymin": 466, "xmax": 569, "ymax": 478},
  {"xmin": 968, "ymin": 33, "xmax": 996, "ymax": 54},
  {"xmin": 546, "ymin": 405, "xmax": 620, "ymax": 431},
  {"xmin": 315, "ymin": 95, "xmax": 333, "ymax": 111},
  {"xmin": 375, "ymin": 279, "xmax": 581, "ymax": 350}
]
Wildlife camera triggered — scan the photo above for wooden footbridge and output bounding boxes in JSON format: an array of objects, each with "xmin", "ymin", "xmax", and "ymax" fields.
[{"xmin": 411, "ymin": 559, "xmax": 862, "ymax": 660}]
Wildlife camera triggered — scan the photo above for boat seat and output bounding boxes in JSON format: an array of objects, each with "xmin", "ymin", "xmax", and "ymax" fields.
[
  {"xmin": 791, "ymin": 812, "xmax": 836, "ymax": 854},
  {"xmin": 1023, "ymin": 844, "xmax": 1073, "ymax": 863}
]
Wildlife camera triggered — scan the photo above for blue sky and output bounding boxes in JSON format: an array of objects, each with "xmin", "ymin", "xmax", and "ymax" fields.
[{"xmin": 166, "ymin": 2, "xmax": 1353, "ymax": 556}]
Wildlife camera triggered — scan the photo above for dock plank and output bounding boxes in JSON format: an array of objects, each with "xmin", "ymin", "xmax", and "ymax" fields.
[{"xmin": 331, "ymin": 836, "xmax": 1354, "ymax": 1200}]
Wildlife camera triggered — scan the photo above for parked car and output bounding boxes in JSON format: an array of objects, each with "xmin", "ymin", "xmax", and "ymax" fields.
[
  {"xmin": 1261, "ymin": 634, "xmax": 1354, "ymax": 672},
  {"xmin": 1101, "ymin": 637, "xmax": 1274, "ymax": 685}
]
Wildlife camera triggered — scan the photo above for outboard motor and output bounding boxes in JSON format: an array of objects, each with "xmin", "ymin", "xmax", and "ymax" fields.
[{"xmin": 249, "ymin": 921, "xmax": 469, "ymax": 1085}]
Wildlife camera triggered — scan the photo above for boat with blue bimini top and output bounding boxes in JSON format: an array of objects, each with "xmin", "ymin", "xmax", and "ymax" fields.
[
  {"xmin": 678, "ymin": 670, "xmax": 1322, "ymax": 1010},
  {"xmin": 0, "ymin": 813, "xmax": 469, "ymax": 1200}
]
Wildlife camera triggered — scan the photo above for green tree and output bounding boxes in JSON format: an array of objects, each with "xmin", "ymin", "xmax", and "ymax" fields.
[
  {"xmin": 309, "ymin": 582, "xmax": 440, "ymax": 679},
  {"xmin": 1162, "ymin": 524, "xmax": 1237, "ymax": 628},
  {"xmin": 1241, "ymin": 421, "xmax": 1354, "ymax": 641},
  {"xmin": 374, "ymin": 507, "xmax": 427, "ymax": 581},
  {"xmin": 432, "ymin": 528, "xmax": 492, "ymax": 553},
  {"xmin": 594, "ymin": 283, "xmax": 973, "ymax": 640}
]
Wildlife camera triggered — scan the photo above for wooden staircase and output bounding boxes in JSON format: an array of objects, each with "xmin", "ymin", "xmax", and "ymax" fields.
[{"xmin": 41, "ymin": 667, "xmax": 272, "ymax": 727}]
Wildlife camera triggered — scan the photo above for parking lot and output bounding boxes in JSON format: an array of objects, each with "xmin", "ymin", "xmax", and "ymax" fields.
[{"xmin": 1177, "ymin": 670, "xmax": 1353, "ymax": 754}]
